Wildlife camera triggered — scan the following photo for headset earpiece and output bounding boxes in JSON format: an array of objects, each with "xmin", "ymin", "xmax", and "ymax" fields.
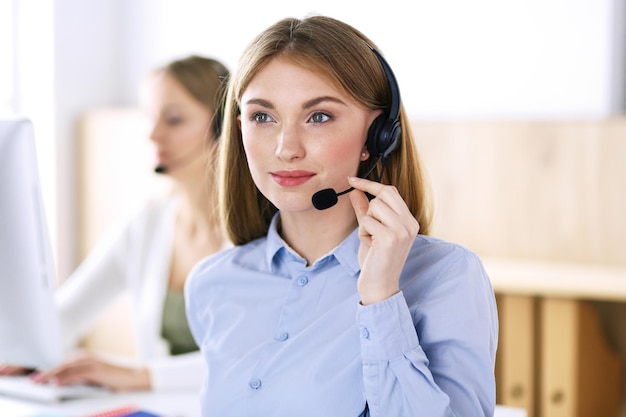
[
  {"xmin": 366, "ymin": 48, "xmax": 401, "ymax": 159},
  {"xmin": 367, "ymin": 114, "xmax": 401, "ymax": 158},
  {"xmin": 312, "ymin": 48, "xmax": 401, "ymax": 210}
]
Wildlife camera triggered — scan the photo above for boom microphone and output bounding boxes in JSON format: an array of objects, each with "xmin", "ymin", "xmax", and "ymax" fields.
[
  {"xmin": 311, "ymin": 155, "xmax": 383, "ymax": 210},
  {"xmin": 154, "ymin": 143, "xmax": 206, "ymax": 174}
]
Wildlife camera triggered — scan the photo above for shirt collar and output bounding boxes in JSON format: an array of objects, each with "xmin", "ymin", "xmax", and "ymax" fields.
[{"xmin": 265, "ymin": 212, "xmax": 361, "ymax": 277}]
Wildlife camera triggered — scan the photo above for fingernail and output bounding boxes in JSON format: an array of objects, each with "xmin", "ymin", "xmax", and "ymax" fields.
[{"xmin": 348, "ymin": 176, "xmax": 360, "ymax": 182}]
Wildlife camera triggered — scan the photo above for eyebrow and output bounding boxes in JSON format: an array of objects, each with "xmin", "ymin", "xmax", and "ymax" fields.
[
  {"xmin": 243, "ymin": 96, "xmax": 347, "ymax": 110},
  {"xmin": 244, "ymin": 98, "xmax": 274, "ymax": 109},
  {"xmin": 302, "ymin": 96, "xmax": 347, "ymax": 110}
]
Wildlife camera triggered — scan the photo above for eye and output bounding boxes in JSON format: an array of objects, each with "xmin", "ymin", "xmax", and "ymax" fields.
[
  {"xmin": 165, "ymin": 116, "xmax": 183, "ymax": 126},
  {"xmin": 309, "ymin": 112, "xmax": 331, "ymax": 124},
  {"xmin": 251, "ymin": 112, "xmax": 275, "ymax": 124}
]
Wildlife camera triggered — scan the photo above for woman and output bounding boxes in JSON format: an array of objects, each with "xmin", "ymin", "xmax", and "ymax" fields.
[
  {"xmin": 186, "ymin": 16, "xmax": 498, "ymax": 416},
  {"xmin": 1, "ymin": 55, "xmax": 231, "ymax": 391}
]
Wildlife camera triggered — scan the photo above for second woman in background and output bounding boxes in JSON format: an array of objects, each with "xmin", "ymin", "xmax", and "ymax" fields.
[{"xmin": 1, "ymin": 55, "xmax": 231, "ymax": 391}]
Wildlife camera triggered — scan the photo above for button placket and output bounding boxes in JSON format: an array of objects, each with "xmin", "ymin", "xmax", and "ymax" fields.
[
  {"xmin": 274, "ymin": 331, "xmax": 289, "ymax": 342},
  {"xmin": 297, "ymin": 275, "xmax": 309, "ymax": 287},
  {"xmin": 249, "ymin": 378, "xmax": 262, "ymax": 390},
  {"xmin": 360, "ymin": 327, "xmax": 370, "ymax": 339}
]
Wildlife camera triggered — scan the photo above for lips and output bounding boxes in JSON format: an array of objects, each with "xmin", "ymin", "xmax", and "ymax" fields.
[{"xmin": 271, "ymin": 170, "xmax": 315, "ymax": 187}]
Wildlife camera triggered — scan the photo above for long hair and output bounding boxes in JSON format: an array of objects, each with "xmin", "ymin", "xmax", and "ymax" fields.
[{"xmin": 219, "ymin": 15, "xmax": 432, "ymax": 245}]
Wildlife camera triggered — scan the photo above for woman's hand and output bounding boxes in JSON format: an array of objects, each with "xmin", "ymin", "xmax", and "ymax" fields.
[
  {"xmin": 348, "ymin": 176, "xmax": 419, "ymax": 305},
  {"xmin": 0, "ymin": 364, "xmax": 30, "ymax": 376},
  {"xmin": 29, "ymin": 350, "xmax": 151, "ymax": 391}
]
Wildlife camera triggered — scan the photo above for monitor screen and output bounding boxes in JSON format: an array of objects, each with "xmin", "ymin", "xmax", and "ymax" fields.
[{"xmin": 0, "ymin": 116, "xmax": 63, "ymax": 369}]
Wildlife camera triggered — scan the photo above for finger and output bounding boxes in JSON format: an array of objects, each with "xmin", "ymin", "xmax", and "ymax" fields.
[
  {"xmin": 348, "ymin": 184, "xmax": 370, "ymax": 220},
  {"xmin": 31, "ymin": 356, "xmax": 87, "ymax": 383},
  {"xmin": 348, "ymin": 177, "xmax": 408, "ymax": 215},
  {"xmin": 351, "ymin": 189, "xmax": 420, "ymax": 248},
  {"xmin": 347, "ymin": 176, "xmax": 385, "ymax": 198},
  {"xmin": 0, "ymin": 365, "xmax": 28, "ymax": 376},
  {"xmin": 349, "ymin": 180, "xmax": 399, "ymax": 236},
  {"xmin": 38, "ymin": 363, "xmax": 93, "ymax": 386}
]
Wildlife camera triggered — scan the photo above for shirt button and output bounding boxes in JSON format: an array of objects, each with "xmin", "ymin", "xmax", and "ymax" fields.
[
  {"xmin": 249, "ymin": 378, "xmax": 262, "ymax": 390},
  {"xmin": 275, "ymin": 332, "xmax": 289, "ymax": 342},
  {"xmin": 297, "ymin": 276, "xmax": 309, "ymax": 286},
  {"xmin": 360, "ymin": 327, "xmax": 370, "ymax": 339}
]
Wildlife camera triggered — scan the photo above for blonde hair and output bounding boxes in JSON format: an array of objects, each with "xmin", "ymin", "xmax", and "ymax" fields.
[
  {"xmin": 218, "ymin": 15, "xmax": 432, "ymax": 245},
  {"xmin": 161, "ymin": 55, "xmax": 230, "ymax": 139}
]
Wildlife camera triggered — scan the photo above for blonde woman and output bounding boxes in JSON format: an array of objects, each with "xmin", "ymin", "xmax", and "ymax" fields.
[{"xmin": 186, "ymin": 16, "xmax": 497, "ymax": 416}]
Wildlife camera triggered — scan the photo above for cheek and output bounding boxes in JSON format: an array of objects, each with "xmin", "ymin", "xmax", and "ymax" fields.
[
  {"xmin": 241, "ymin": 123, "xmax": 256, "ymax": 159},
  {"xmin": 241, "ymin": 128, "xmax": 266, "ymax": 179},
  {"xmin": 324, "ymin": 131, "xmax": 367, "ymax": 172},
  {"xmin": 175, "ymin": 120, "xmax": 211, "ymax": 146}
]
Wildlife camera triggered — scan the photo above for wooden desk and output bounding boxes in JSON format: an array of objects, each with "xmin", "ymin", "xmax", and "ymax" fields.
[{"xmin": 486, "ymin": 258, "xmax": 626, "ymax": 417}]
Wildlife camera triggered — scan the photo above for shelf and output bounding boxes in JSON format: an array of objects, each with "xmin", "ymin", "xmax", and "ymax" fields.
[{"xmin": 483, "ymin": 257, "xmax": 626, "ymax": 302}]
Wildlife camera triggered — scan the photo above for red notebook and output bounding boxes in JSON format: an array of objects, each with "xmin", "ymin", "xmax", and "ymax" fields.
[{"xmin": 82, "ymin": 405, "xmax": 161, "ymax": 417}]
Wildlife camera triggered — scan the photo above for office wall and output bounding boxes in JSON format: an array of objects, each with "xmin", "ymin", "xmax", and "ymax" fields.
[{"xmin": 48, "ymin": 0, "xmax": 624, "ymax": 278}]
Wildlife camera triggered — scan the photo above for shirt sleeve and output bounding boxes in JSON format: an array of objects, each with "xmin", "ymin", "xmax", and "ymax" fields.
[
  {"xmin": 55, "ymin": 220, "xmax": 131, "ymax": 354},
  {"xmin": 357, "ymin": 249, "xmax": 498, "ymax": 417}
]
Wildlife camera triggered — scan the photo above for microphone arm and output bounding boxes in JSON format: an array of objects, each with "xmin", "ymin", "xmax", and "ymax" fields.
[
  {"xmin": 335, "ymin": 155, "xmax": 383, "ymax": 196},
  {"xmin": 311, "ymin": 154, "xmax": 385, "ymax": 210}
]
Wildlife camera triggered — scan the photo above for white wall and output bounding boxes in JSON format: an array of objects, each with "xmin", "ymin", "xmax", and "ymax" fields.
[
  {"xmin": 48, "ymin": 0, "xmax": 624, "ymax": 278},
  {"xmin": 101, "ymin": 0, "xmax": 624, "ymax": 118}
]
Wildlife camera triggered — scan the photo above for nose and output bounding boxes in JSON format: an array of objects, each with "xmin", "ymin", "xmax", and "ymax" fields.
[
  {"xmin": 149, "ymin": 120, "xmax": 165, "ymax": 144},
  {"xmin": 275, "ymin": 123, "xmax": 304, "ymax": 161}
]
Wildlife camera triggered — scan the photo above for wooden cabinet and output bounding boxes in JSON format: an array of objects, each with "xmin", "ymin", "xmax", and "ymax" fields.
[
  {"xmin": 540, "ymin": 299, "xmax": 621, "ymax": 417},
  {"xmin": 491, "ymin": 260, "xmax": 625, "ymax": 417},
  {"xmin": 496, "ymin": 295, "xmax": 537, "ymax": 414}
]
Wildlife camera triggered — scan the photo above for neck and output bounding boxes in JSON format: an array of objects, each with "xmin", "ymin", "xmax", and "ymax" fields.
[
  {"xmin": 174, "ymin": 170, "xmax": 220, "ymax": 235},
  {"xmin": 278, "ymin": 201, "xmax": 358, "ymax": 266}
]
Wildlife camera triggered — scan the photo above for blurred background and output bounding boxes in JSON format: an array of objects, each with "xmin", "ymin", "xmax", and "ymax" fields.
[
  {"xmin": 2, "ymin": 1, "xmax": 625, "ymax": 416},
  {"xmin": 1, "ymin": 0, "xmax": 623, "ymax": 276}
]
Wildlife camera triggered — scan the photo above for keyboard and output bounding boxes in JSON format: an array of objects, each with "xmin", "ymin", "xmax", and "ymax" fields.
[{"xmin": 0, "ymin": 375, "xmax": 111, "ymax": 403}]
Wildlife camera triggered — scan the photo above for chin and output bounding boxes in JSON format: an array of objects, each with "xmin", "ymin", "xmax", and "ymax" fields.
[{"xmin": 269, "ymin": 193, "xmax": 316, "ymax": 214}]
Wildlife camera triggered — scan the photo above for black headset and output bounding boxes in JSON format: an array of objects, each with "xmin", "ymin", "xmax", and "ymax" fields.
[
  {"xmin": 212, "ymin": 102, "xmax": 224, "ymax": 139},
  {"xmin": 366, "ymin": 48, "xmax": 401, "ymax": 160},
  {"xmin": 309, "ymin": 47, "xmax": 403, "ymax": 210},
  {"xmin": 210, "ymin": 67, "xmax": 230, "ymax": 140}
]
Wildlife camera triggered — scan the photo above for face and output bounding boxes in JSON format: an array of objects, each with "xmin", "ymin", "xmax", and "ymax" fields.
[
  {"xmin": 239, "ymin": 57, "xmax": 380, "ymax": 213},
  {"xmin": 145, "ymin": 72, "xmax": 214, "ymax": 176}
]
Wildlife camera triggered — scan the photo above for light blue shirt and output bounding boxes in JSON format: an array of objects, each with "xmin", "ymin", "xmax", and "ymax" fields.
[{"xmin": 186, "ymin": 214, "xmax": 498, "ymax": 417}]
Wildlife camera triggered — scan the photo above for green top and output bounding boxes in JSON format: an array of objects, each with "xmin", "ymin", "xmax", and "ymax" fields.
[{"xmin": 161, "ymin": 288, "xmax": 198, "ymax": 355}]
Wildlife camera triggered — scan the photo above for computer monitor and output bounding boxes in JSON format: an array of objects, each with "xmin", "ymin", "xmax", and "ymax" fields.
[{"xmin": 0, "ymin": 115, "xmax": 63, "ymax": 369}]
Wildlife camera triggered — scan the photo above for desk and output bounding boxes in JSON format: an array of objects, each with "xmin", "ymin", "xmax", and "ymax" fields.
[
  {"xmin": 486, "ymin": 258, "xmax": 626, "ymax": 417},
  {"xmin": 0, "ymin": 391, "xmax": 524, "ymax": 417},
  {"xmin": 0, "ymin": 389, "xmax": 201, "ymax": 417}
]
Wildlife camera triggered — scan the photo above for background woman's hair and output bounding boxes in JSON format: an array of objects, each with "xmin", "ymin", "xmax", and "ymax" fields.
[{"xmin": 164, "ymin": 55, "xmax": 230, "ymax": 139}]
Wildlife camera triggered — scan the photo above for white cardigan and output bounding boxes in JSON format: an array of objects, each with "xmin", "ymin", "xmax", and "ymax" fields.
[{"xmin": 56, "ymin": 194, "xmax": 205, "ymax": 391}]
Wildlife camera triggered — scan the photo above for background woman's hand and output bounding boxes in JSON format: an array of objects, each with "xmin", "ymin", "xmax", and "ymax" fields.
[
  {"xmin": 348, "ymin": 176, "xmax": 419, "ymax": 305},
  {"xmin": 29, "ymin": 350, "xmax": 151, "ymax": 391},
  {"xmin": 0, "ymin": 364, "xmax": 30, "ymax": 376}
]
